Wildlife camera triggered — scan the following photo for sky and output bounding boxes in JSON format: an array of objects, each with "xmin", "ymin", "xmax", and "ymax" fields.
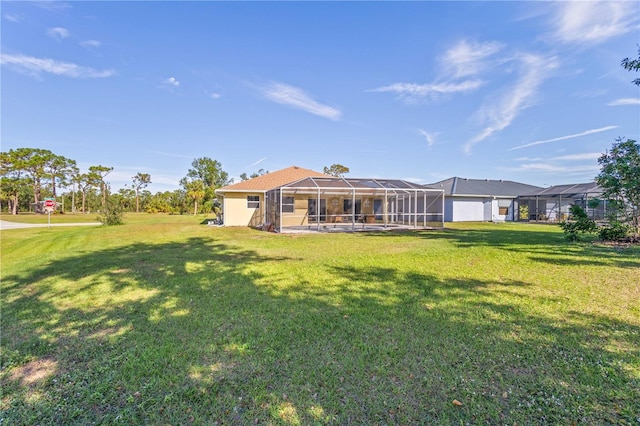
[{"xmin": 2, "ymin": 1, "xmax": 639, "ymax": 193}]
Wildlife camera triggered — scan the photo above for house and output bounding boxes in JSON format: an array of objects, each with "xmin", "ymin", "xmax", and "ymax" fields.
[
  {"xmin": 215, "ymin": 166, "xmax": 328, "ymax": 227},
  {"xmin": 215, "ymin": 166, "xmax": 445, "ymax": 232},
  {"xmin": 424, "ymin": 177, "xmax": 542, "ymax": 222},
  {"xmin": 516, "ymin": 182, "xmax": 606, "ymax": 222}
]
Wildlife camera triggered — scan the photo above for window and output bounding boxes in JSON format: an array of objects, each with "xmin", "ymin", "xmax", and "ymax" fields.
[
  {"xmin": 282, "ymin": 196, "xmax": 294, "ymax": 213},
  {"xmin": 497, "ymin": 199, "xmax": 511, "ymax": 216},
  {"xmin": 247, "ymin": 196, "xmax": 260, "ymax": 209}
]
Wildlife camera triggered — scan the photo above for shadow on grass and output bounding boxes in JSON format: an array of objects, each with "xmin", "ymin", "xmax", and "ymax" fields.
[
  {"xmin": 2, "ymin": 234, "xmax": 639, "ymax": 424},
  {"xmin": 365, "ymin": 225, "xmax": 640, "ymax": 269}
]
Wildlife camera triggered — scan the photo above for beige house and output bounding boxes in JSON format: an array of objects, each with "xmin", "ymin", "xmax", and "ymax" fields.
[
  {"xmin": 216, "ymin": 166, "xmax": 445, "ymax": 232},
  {"xmin": 215, "ymin": 166, "xmax": 328, "ymax": 227}
]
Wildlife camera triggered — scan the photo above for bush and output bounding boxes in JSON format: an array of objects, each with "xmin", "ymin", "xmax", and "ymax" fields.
[
  {"xmin": 598, "ymin": 221, "xmax": 631, "ymax": 241},
  {"xmin": 97, "ymin": 197, "xmax": 124, "ymax": 226},
  {"xmin": 559, "ymin": 205, "xmax": 597, "ymax": 241}
]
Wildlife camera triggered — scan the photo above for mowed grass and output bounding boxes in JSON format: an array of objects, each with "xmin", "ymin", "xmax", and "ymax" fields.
[{"xmin": 1, "ymin": 216, "xmax": 639, "ymax": 424}]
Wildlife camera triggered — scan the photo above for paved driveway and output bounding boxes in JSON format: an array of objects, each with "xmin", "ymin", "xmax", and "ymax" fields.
[{"xmin": 0, "ymin": 220, "xmax": 102, "ymax": 230}]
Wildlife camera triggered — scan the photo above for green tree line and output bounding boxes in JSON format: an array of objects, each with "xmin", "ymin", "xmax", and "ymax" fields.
[{"xmin": 0, "ymin": 149, "xmax": 236, "ymax": 216}]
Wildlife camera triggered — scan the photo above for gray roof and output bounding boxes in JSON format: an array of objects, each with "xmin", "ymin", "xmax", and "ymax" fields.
[
  {"xmin": 519, "ymin": 182, "xmax": 603, "ymax": 197},
  {"xmin": 424, "ymin": 177, "xmax": 542, "ymax": 197}
]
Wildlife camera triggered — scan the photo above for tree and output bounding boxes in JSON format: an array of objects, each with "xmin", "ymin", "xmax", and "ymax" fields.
[
  {"xmin": 88, "ymin": 165, "xmax": 113, "ymax": 210},
  {"xmin": 596, "ymin": 138, "xmax": 640, "ymax": 237},
  {"xmin": 8, "ymin": 148, "xmax": 48, "ymax": 205},
  {"xmin": 323, "ymin": 164, "xmax": 349, "ymax": 177},
  {"xmin": 240, "ymin": 169, "xmax": 268, "ymax": 181},
  {"xmin": 117, "ymin": 187, "xmax": 136, "ymax": 211},
  {"xmin": 250, "ymin": 169, "xmax": 268, "ymax": 179},
  {"xmin": 1, "ymin": 148, "xmax": 82, "ymax": 213},
  {"xmin": 182, "ymin": 178, "xmax": 206, "ymax": 215},
  {"xmin": 1, "ymin": 175, "xmax": 29, "ymax": 215},
  {"xmin": 621, "ymin": 46, "xmax": 640, "ymax": 86},
  {"xmin": 186, "ymin": 157, "xmax": 231, "ymax": 192},
  {"xmin": 183, "ymin": 157, "xmax": 231, "ymax": 212},
  {"xmin": 132, "ymin": 172, "xmax": 151, "ymax": 213},
  {"xmin": 74, "ymin": 173, "xmax": 94, "ymax": 213},
  {"xmin": 44, "ymin": 153, "xmax": 77, "ymax": 199},
  {"xmin": 0, "ymin": 149, "xmax": 31, "ymax": 214}
]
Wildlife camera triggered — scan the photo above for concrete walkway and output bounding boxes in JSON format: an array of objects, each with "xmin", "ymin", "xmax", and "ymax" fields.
[{"xmin": 0, "ymin": 220, "xmax": 102, "ymax": 230}]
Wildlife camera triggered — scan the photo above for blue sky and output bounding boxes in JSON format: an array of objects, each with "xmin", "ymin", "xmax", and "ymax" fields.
[{"xmin": 2, "ymin": 1, "xmax": 639, "ymax": 193}]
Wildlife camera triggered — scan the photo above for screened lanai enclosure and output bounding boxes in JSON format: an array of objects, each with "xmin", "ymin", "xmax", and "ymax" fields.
[
  {"xmin": 263, "ymin": 177, "xmax": 444, "ymax": 233},
  {"xmin": 517, "ymin": 182, "xmax": 608, "ymax": 222}
]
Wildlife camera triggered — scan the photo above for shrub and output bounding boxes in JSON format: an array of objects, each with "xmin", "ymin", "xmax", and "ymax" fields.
[
  {"xmin": 598, "ymin": 221, "xmax": 631, "ymax": 241},
  {"xmin": 559, "ymin": 205, "xmax": 596, "ymax": 241},
  {"xmin": 97, "ymin": 197, "xmax": 124, "ymax": 226}
]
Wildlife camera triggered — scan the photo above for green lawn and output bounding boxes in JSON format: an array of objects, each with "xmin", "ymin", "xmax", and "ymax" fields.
[{"xmin": 2, "ymin": 216, "xmax": 639, "ymax": 424}]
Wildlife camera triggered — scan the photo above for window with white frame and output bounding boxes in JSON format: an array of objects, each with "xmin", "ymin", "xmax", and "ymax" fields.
[{"xmin": 247, "ymin": 195, "xmax": 260, "ymax": 209}]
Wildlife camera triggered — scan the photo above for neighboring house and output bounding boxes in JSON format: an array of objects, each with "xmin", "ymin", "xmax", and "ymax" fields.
[
  {"xmin": 517, "ymin": 182, "xmax": 606, "ymax": 222},
  {"xmin": 215, "ymin": 166, "xmax": 328, "ymax": 227},
  {"xmin": 424, "ymin": 177, "xmax": 542, "ymax": 222}
]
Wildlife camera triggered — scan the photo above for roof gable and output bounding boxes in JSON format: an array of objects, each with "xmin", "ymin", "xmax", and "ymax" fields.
[{"xmin": 216, "ymin": 166, "xmax": 327, "ymax": 192}]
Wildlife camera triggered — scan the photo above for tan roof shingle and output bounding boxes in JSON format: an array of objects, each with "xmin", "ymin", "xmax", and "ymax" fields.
[{"xmin": 216, "ymin": 166, "xmax": 328, "ymax": 192}]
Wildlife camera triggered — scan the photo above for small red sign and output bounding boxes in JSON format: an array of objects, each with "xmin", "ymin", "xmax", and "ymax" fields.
[{"xmin": 45, "ymin": 199, "xmax": 55, "ymax": 207}]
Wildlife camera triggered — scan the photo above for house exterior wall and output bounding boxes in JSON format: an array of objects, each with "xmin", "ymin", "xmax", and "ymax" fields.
[
  {"xmin": 280, "ymin": 196, "xmax": 311, "ymax": 227},
  {"xmin": 444, "ymin": 198, "xmax": 454, "ymax": 222},
  {"xmin": 222, "ymin": 192, "xmax": 263, "ymax": 227},
  {"xmin": 446, "ymin": 196, "xmax": 517, "ymax": 222},
  {"xmin": 278, "ymin": 195, "xmax": 382, "ymax": 227},
  {"xmin": 491, "ymin": 199, "xmax": 514, "ymax": 222},
  {"xmin": 483, "ymin": 199, "xmax": 492, "ymax": 221},
  {"xmin": 451, "ymin": 197, "xmax": 487, "ymax": 221}
]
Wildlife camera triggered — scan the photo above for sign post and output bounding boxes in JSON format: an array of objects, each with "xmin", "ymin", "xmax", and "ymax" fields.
[{"xmin": 44, "ymin": 198, "xmax": 55, "ymax": 228}]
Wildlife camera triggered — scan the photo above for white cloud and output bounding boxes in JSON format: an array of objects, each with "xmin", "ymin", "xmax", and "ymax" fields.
[
  {"xmin": 34, "ymin": 1, "xmax": 72, "ymax": 11},
  {"xmin": 0, "ymin": 53, "xmax": 115, "ymax": 78},
  {"xmin": 369, "ymin": 80, "xmax": 483, "ymax": 102},
  {"xmin": 508, "ymin": 125, "xmax": 618, "ymax": 151},
  {"xmin": 418, "ymin": 129, "xmax": 436, "ymax": 147},
  {"xmin": 80, "ymin": 40, "xmax": 101, "ymax": 49},
  {"xmin": 550, "ymin": 153, "xmax": 603, "ymax": 161},
  {"xmin": 47, "ymin": 27, "xmax": 69, "ymax": 41},
  {"xmin": 248, "ymin": 158, "xmax": 267, "ymax": 167},
  {"xmin": 4, "ymin": 14, "xmax": 21, "ymax": 23},
  {"xmin": 551, "ymin": 1, "xmax": 639, "ymax": 44},
  {"xmin": 607, "ymin": 98, "xmax": 640, "ymax": 106},
  {"xmin": 504, "ymin": 150, "xmax": 603, "ymax": 177},
  {"xmin": 369, "ymin": 38, "xmax": 503, "ymax": 105},
  {"xmin": 162, "ymin": 77, "xmax": 180, "ymax": 87},
  {"xmin": 261, "ymin": 81, "xmax": 341, "ymax": 121},
  {"xmin": 440, "ymin": 40, "xmax": 504, "ymax": 79},
  {"xmin": 465, "ymin": 54, "xmax": 559, "ymax": 154},
  {"xmin": 209, "ymin": 92, "xmax": 222, "ymax": 99}
]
